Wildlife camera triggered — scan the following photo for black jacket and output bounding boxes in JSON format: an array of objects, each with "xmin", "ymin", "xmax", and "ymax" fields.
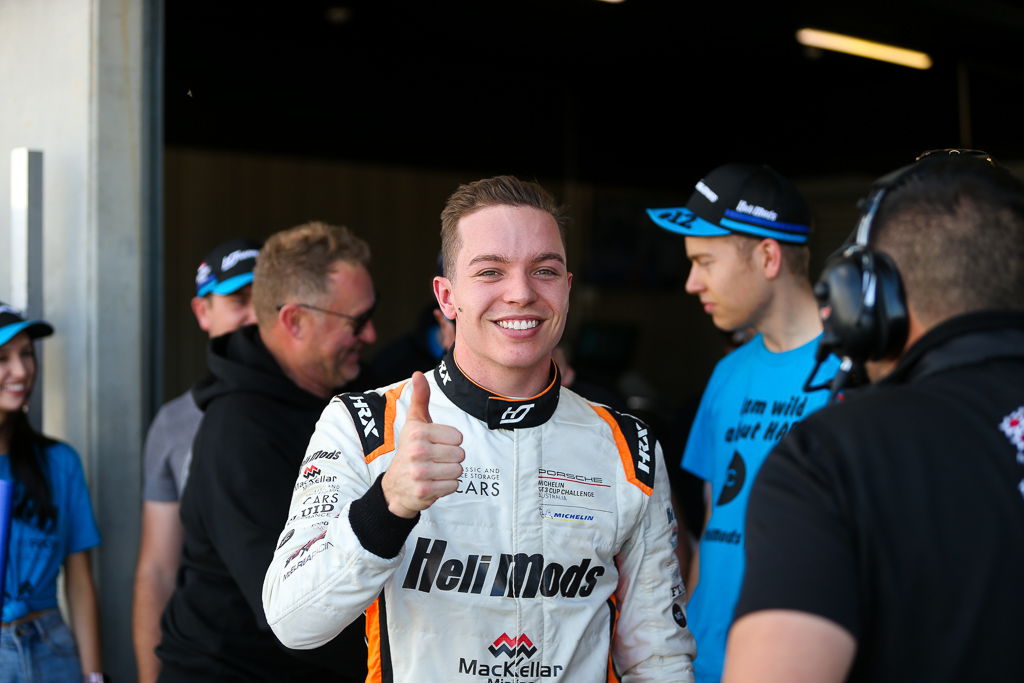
[
  {"xmin": 737, "ymin": 311, "xmax": 1024, "ymax": 682},
  {"xmin": 158, "ymin": 325, "xmax": 367, "ymax": 681}
]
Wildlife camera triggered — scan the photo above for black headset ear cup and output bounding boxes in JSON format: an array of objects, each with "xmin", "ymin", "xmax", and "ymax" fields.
[
  {"xmin": 815, "ymin": 246, "xmax": 875, "ymax": 362},
  {"xmin": 814, "ymin": 246, "xmax": 908, "ymax": 363},
  {"xmin": 867, "ymin": 250, "xmax": 908, "ymax": 359}
]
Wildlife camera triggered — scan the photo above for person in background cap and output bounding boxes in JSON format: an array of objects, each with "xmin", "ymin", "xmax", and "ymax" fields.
[
  {"xmin": 647, "ymin": 162, "xmax": 839, "ymax": 683},
  {"xmin": 156, "ymin": 222, "xmax": 375, "ymax": 682},
  {"xmin": 131, "ymin": 237, "xmax": 260, "ymax": 683},
  {"xmin": 190, "ymin": 237, "xmax": 263, "ymax": 336},
  {"xmin": 0, "ymin": 304, "xmax": 105, "ymax": 682}
]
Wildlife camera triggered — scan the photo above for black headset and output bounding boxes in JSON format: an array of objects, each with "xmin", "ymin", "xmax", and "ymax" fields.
[{"xmin": 806, "ymin": 149, "xmax": 993, "ymax": 400}]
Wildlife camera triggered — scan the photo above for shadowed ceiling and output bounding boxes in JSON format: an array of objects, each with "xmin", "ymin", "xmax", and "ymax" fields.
[{"xmin": 165, "ymin": 0, "xmax": 1024, "ymax": 186}]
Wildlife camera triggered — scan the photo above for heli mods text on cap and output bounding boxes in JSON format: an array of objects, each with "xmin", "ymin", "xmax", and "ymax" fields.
[
  {"xmin": 648, "ymin": 163, "xmax": 812, "ymax": 244},
  {"xmin": 195, "ymin": 238, "xmax": 262, "ymax": 297}
]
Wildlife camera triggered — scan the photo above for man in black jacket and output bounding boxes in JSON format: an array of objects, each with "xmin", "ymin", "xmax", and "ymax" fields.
[
  {"xmin": 157, "ymin": 221, "xmax": 378, "ymax": 682},
  {"xmin": 724, "ymin": 151, "xmax": 1024, "ymax": 682}
]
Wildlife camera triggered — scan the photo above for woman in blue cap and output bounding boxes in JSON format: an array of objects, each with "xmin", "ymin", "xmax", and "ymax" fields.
[{"xmin": 0, "ymin": 303, "xmax": 104, "ymax": 682}]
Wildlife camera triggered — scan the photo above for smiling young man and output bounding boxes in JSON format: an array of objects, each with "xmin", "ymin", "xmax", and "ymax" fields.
[
  {"xmin": 263, "ymin": 176, "xmax": 695, "ymax": 682},
  {"xmin": 647, "ymin": 163, "xmax": 838, "ymax": 683}
]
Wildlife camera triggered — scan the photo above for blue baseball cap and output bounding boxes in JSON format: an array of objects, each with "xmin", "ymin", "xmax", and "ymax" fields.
[
  {"xmin": 0, "ymin": 303, "xmax": 54, "ymax": 347},
  {"xmin": 195, "ymin": 238, "xmax": 262, "ymax": 297},
  {"xmin": 647, "ymin": 163, "xmax": 812, "ymax": 245}
]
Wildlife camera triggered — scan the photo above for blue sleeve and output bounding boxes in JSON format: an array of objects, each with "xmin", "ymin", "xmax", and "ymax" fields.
[
  {"xmin": 681, "ymin": 364, "xmax": 725, "ymax": 482},
  {"xmin": 52, "ymin": 443, "xmax": 101, "ymax": 554}
]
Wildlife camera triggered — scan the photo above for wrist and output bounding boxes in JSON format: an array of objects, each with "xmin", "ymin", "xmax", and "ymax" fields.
[
  {"xmin": 84, "ymin": 673, "xmax": 107, "ymax": 683},
  {"xmin": 386, "ymin": 499, "xmax": 418, "ymax": 519},
  {"xmin": 380, "ymin": 471, "xmax": 417, "ymax": 519}
]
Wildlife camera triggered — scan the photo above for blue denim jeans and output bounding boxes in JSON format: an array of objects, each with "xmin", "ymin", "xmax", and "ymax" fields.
[{"xmin": 0, "ymin": 609, "xmax": 81, "ymax": 683}]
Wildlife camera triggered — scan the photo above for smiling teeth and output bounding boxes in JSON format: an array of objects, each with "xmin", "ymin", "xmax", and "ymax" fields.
[{"xmin": 497, "ymin": 319, "xmax": 539, "ymax": 330}]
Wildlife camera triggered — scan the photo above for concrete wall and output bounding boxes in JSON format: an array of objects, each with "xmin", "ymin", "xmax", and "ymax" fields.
[{"xmin": 0, "ymin": 0, "xmax": 157, "ymax": 679}]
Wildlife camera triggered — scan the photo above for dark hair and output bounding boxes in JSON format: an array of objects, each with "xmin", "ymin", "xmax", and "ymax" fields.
[
  {"xmin": 439, "ymin": 175, "xmax": 567, "ymax": 278},
  {"xmin": 874, "ymin": 156, "xmax": 1024, "ymax": 325},
  {"xmin": 8, "ymin": 411, "xmax": 58, "ymax": 531}
]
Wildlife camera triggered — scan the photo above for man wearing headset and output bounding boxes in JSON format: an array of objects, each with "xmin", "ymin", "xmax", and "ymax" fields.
[
  {"xmin": 724, "ymin": 151, "xmax": 1024, "ymax": 682},
  {"xmin": 647, "ymin": 163, "xmax": 839, "ymax": 682}
]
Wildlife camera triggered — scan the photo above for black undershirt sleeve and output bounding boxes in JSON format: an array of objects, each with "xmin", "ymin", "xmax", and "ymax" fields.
[
  {"xmin": 349, "ymin": 473, "xmax": 420, "ymax": 559},
  {"xmin": 734, "ymin": 424, "xmax": 862, "ymax": 640}
]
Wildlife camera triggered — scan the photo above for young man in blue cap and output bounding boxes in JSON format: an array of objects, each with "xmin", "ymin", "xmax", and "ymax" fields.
[
  {"xmin": 725, "ymin": 152, "xmax": 1024, "ymax": 681},
  {"xmin": 648, "ymin": 163, "xmax": 838, "ymax": 682},
  {"xmin": 132, "ymin": 237, "xmax": 260, "ymax": 683}
]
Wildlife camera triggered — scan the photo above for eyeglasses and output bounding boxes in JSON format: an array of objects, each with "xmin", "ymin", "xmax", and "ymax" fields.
[
  {"xmin": 276, "ymin": 298, "xmax": 377, "ymax": 335},
  {"xmin": 915, "ymin": 148, "xmax": 994, "ymax": 164}
]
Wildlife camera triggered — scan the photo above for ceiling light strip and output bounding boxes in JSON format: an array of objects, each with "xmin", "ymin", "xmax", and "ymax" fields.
[{"xmin": 796, "ymin": 28, "xmax": 932, "ymax": 70}]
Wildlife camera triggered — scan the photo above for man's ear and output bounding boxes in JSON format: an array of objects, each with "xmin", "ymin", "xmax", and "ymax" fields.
[
  {"xmin": 277, "ymin": 303, "xmax": 306, "ymax": 340},
  {"xmin": 433, "ymin": 276, "xmax": 458, "ymax": 320},
  {"xmin": 757, "ymin": 239, "xmax": 783, "ymax": 280},
  {"xmin": 191, "ymin": 296, "xmax": 212, "ymax": 332}
]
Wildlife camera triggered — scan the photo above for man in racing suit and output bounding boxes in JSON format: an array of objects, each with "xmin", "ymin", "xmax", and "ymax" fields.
[{"xmin": 263, "ymin": 175, "xmax": 696, "ymax": 681}]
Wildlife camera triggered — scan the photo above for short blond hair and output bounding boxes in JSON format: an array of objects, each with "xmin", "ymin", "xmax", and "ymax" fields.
[
  {"xmin": 440, "ymin": 175, "xmax": 566, "ymax": 278},
  {"xmin": 730, "ymin": 234, "xmax": 810, "ymax": 279},
  {"xmin": 252, "ymin": 221, "xmax": 370, "ymax": 326}
]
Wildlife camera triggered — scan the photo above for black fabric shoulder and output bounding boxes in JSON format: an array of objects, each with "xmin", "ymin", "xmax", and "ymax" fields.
[
  {"xmin": 336, "ymin": 391, "xmax": 388, "ymax": 457},
  {"xmin": 736, "ymin": 424, "xmax": 862, "ymax": 637},
  {"xmin": 195, "ymin": 325, "xmax": 324, "ymax": 413}
]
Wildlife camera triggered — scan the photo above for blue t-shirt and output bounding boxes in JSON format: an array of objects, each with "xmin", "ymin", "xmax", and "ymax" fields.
[
  {"xmin": 682, "ymin": 333, "xmax": 838, "ymax": 682},
  {"xmin": 1, "ymin": 441, "xmax": 101, "ymax": 622}
]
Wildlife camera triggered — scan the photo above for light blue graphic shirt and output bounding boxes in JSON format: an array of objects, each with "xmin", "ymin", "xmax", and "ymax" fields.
[
  {"xmin": 1, "ymin": 441, "xmax": 101, "ymax": 622},
  {"xmin": 683, "ymin": 333, "xmax": 838, "ymax": 682}
]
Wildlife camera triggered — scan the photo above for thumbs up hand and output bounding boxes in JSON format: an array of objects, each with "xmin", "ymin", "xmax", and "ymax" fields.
[{"xmin": 381, "ymin": 371, "xmax": 465, "ymax": 518}]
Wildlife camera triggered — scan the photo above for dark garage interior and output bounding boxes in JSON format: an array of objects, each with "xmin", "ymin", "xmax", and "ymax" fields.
[{"xmin": 159, "ymin": 0, "xmax": 1024, "ymax": 431}]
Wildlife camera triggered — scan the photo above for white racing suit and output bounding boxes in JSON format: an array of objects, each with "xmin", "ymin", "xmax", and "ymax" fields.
[{"xmin": 263, "ymin": 351, "xmax": 695, "ymax": 682}]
